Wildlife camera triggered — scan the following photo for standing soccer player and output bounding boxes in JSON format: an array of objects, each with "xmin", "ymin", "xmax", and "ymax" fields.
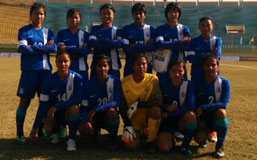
[
  {"xmin": 16, "ymin": 3, "xmax": 56, "ymax": 143},
  {"xmin": 30, "ymin": 51, "xmax": 83, "ymax": 151},
  {"xmin": 194, "ymin": 54, "xmax": 230, "ymax": 158},
  {"xmin": 88, "ymin": 4, "xmax": 123, "ymax": 79},
  {"xmin": 122, "ymin": 3, "xmax": 156, "ymax": 77},
  {"xmin": 57, "ymin": 8, "xmax": 91, "ymax": 83},
  {"xmin": 186, "ymin": 16, "xmax": 222, "ymax": 83},
  {"xmin": 119, "ymin": 54, "xmax": 162, "ymax": 154},
  {"xmin": 157, "ymin": 60, "xmax": 196, "ymax": 156},
  {"xmin": 154, "ymin": 2, "xmax": 191, "ymax": 82}
]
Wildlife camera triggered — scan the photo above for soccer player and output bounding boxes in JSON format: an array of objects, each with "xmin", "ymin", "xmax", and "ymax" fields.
[
  {"xmin": 30, "ymin": 50, "xmax": 83, "ymax": 151},
  {"xmin": 88, "ymin": 4, "xmax": 122, "ymax": 79},
  {"xmin": 119, "ymin": 54, "xmax": 162, "ymax": 154},
  {"xmin": 157, "ymin": 60, "xmax": 196, "ymax": 156},
  {"xmin": 57, "ymin": 8, "xmax": 91, "ymax": 83},
  {"xmin": 186, "ymin": 16, "xmax": 222, "ymax": 83},
  {"xmin": 16, "ymin": 3, "xmax": 56, "ymax": 143},
  {"xmin": 79, "ymin": 55, "xmax": 121, "ymax": 151},
  {"xmin": 154, "ymin": 2, "xmax": 191, "ymax": 82},
  {"xmin": 122, "ymin": 3, "xmax": 156, "ymax": 77},
  {"xmin": 194, "ymin": 54, "xmax": 230, "ymax": 158}
]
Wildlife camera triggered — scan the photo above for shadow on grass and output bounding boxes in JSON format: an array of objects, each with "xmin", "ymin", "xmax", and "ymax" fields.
[{"xmin": 0, "ymin": 135, "xmax": 215, "ymax": 160}]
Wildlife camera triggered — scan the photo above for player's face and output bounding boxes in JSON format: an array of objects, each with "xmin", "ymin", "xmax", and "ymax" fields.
[
  {"xmin": 31, "ymin": 7, "xmax": 45, "ymax": 26},
  {"xmin": 100, "ymin": 8, "xmax": 114, "ymax": 25},
  {"xmin": 167, "ymin": 9, "xmax": 179, "ymax": 23},
  {"xmin": 96, "ymin": 59, "xmax": 109, "ymax": 80},
  {"xmin": 56, "ymin": 54, "xmax": 71, "ymax": 73},
  {"xmin": 133, "ymin": 57, "xmax": 147, "ymax": 76},
  {"xmin": 67, "ymin": 12, "xmax": 81, "ymax": 28},
  {"xmin": 132, "ymin": 11, "xmax": 146, "ymax": 25},
  {"xmin": 203, "ymin": 58, "xmax": 219, "ymax": 78},
  {"xmin": 169, "ymin": 63, "xmax": 185, "ymax": 85},
  {"xmin": 199, "ymin": 19, "xmax": 214, "ymax": 38}
]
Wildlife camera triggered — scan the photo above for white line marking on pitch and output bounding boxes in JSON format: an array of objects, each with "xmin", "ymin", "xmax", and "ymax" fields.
[{"xmin": 222, "ymin": 64, "xmax": 257, "ymax": 71}]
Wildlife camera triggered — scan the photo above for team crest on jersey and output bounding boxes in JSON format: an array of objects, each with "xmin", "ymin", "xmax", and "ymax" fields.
[
  {"xmin": 217, "ymin": 87, "xmax": 221, "ymax": 93},
  {"xmin": 19, "ymin": 88, "xmax": 24, "ymax": 94},
  {"xmin": 145, "ymin": 87, "xmax": 150, "ymax": 92}
]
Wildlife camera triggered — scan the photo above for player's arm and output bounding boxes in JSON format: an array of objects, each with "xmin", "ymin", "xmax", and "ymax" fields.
[
  {"xmin": 213, "ymin": 38, "xmax": 222, "ymax": 59},
  {"xmin": 88, "ymin": 27, "xmax": 106, "ymax": 50},
  {"xmin": 54, "ymin": 76, "xmax": 83, "ymax": 109},
  {"xmin": 200, "ymin": 79, "xmax": 230, "ymax": 111},
  {"xmin": 81, "ymin": 85, "xmax": 90, "ymax": 123},
  {"xmin": 98, "ymin": 29, "xmax": 123, "ymax": 48},
  {"xmin": 119, "ymin": 89, "xmax": 133, "ymax": 127},
  {"xmin": 18, "ymin": 29, "xmax": 40, "ymax": 55}
]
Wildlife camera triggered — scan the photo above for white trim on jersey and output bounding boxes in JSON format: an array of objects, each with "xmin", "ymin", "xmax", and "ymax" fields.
[
  {"xmin": 153, "ymin": 49, "xmax": 171, "ymax": 73},
  {"xmin": 184, "ymin": 51, "xmax": 195, "ymax": 57},
  {"xmin": 81, "ymin": 99, "xmax": 89, "ymax": 106},
  {"xmin": 78, "ymin": 30, "xmax": 87, "ymax": 71},
  {"xmin": 78, "ymin": 30, "xmax": 84, "ymax": 48},
  {"xmin": 43, "ymin": 54, "xmax": 50, "ymax": 70},
  {"xmin": 40, "ymin": 94, "xmax": 49, "ymax": 101},
  {"xmin": 79, "ymin": 57, "xmax": 86, "ymax": 71},
  {"xmin": 156, "ymin": 36, "xmax": 164, "ymax": 42},
  {"xmin": 89, "ymin": 35, "xmax": 97, "ymax": 40},
  {"xmin": 18, "ymin": 40, "xmax": 28, "ymax": 48},
  {"xmin": 106, "ymin": 77, "xmax": 114, "ymax": 102},
  {"xmin": 177, "ymin": 24, "xmax": 184, "ymax": 61},
  {"xmin": 111, "ymin": 27, "xmax": 119, "ymax": 70},
  {"xmin": 123, "ymin": 39, "xmax": 129, "ymax": 45},
  {"xmin": 143, "ymin": 24, "xmax": 153, "ymax": 62},
  {"xmin": 179, "ymin": 80, "xmax": 188, "ymax": 107},
  {"xmin": 214, "ymin": 76, "xmax": 222, "ymax": 102},
  {"xmin": 210, "ymin": 36, "xmax": 217, "ymax": 50},
  {"xmin": 66, "ymin": 72, "xmax": 75, "ymax": 100},
  {"xmin": 42, "ymin": 27, "xmax": 48, "ymax": 45}
]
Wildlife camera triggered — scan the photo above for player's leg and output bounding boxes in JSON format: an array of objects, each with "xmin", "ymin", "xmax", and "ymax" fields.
[
  {"xmin": 104, "ymin": 107, "xmax": 120, "ymax": 150},
  {"xmin": 214, "ymin": 109, "xmax": 228, "ymax": 157},
  {"xmin": 66, "ymin": 105, "xmax": 80, "ymax": 151},
  {"xmin": 42, "ymin": 117, "xmax": 59, "ymax": 143},
  {"xmin": 147, "ymin": 106, "xmax": 162, "ymax": 154},
  {"xmin": 179, "ymin": 111, "xmax": 197, "ymax": 155},
  {"xmin": 124, "ymin": 130, "xmax": 141, "ymax": 150}
]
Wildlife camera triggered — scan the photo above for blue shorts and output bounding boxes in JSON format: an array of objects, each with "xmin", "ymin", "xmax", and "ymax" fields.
[
  {"xmin": 200, "ymin": 110, "xmax": 216, "ymax": 131},
  {"xmin": 53, "ymin": 108, "xmax": 67, "ymax": 125},
  {"xmin": 17, "ymin": 70, "xmax": 51, "ymax": 99},
  {"xmin": 158, "ymin": 116, "xmax": 182, "ymax": 134}
]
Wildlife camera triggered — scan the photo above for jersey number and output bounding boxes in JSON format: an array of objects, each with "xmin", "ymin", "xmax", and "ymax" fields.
[
  {"xmin": 172, "ymin": 101, "xmax": 178, "ymax": 106},
  {"xmin": 208, "ymin": 96, "xmax": 214, "ymax": 104},
  {"xmin": 97, "ymin": 98, "xmax": 108, "ymax": 106},
  {"xmin": 58, "ymin": 94, "xmax": 66, "ymax": 102}
]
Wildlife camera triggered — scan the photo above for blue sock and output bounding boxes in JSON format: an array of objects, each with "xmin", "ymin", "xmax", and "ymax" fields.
[
  {"xmin": 216, "ymin": 118, "xmax": 228, "ymax": 148},
  {"xmin": 182, "ymin": 122, "xmax": 197, "ymax": 149},
  {"xmin": 68, "ymin": 114, "xmax": 80, "ymax": 139},
  {"xmin": 106, "ymin": 119, "xmax": 120, "ymax": 141},
  {"xmin": 16, "ymin": 106, "xmax": 27, "ymax": 137}
]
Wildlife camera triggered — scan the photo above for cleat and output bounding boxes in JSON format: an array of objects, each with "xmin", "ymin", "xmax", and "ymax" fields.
[
  {"xmin": 215, "ymin": 145, "xmax": 225, "ymax": 158},
  {"xmin": 147, "ymin": 142, "xmax": 156, "ymax": 154},
  {"xmin": 16, "ymin": 135, "xmax": 25, "ymax": 144},
  {"xmin": 199, "ymin": 140, "xmax": 208, "ymax": 148},
  {"xmin": 208, "ymin": 131, "xmax": 217, "ymax": 142},
  {"xmin": 51, "ymin": 133, "xmax": 60, "ymax": 144},
  {"xmin": 181, "ymin": 148, "xmax": 191, "ymax": 156},
  {"xmin": 60, "ymin": 126, "xmax": 67, "ymax": 138},
  {"xmin": 67, "ymin": 138, "xmax": 76, "ymax": 151},
  {"xmin": 175, "ymin": 131, "xmax": 184, "ymax": 140}
]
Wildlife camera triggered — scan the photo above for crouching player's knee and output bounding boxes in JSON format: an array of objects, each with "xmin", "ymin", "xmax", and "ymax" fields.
[{"xmin": 149, "ymin": 106, "xmax": 161, "ymax": 120}]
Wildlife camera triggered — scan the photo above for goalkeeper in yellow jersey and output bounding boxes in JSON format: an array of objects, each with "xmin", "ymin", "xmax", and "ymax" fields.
[{"xmin": 119, "ymin": 54, "xmax": 163, "ymax": 154}]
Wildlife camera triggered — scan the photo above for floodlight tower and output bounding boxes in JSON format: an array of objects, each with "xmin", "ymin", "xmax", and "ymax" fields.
[{"xmin": 218, "ymin": 0, "xmax": 223, "ymax": 12}]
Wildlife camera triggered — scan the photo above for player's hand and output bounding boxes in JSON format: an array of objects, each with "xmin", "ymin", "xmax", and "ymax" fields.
[
  {"xmin": 196, "ymin": 107, "xmax": 203, "ymax": 119},
  {"xmin": 166, "ymin": 104, "xmax": 178, "ymax": 112},
  {"xmin": 30, "ymin": 128, "xmax": 37, "ymax": 139},
  {"xmin": 87, "ymin": 110, "xmax": 96, "ymax": 123},
  {"xmin": 58, "ymin": 44, "xmax": 66, "ymax": 50},
  {"xmin": 114, "ymin": 36, "xmax": 120, "ymax": 40},
  {"xmin": 85, "ymin": 122, "xmax": 94, "ymax": 134},
  {"xmin": 127, "ymin": 101, "xmax": 138, "ymax": 119},
  {"xmin": 122, "ymin": 126, "xmax": 136, "ymax": 144},
  {"xmin": 47, "ymin": 107, "xmax": 56, "ymax": 119},
  {"xmin": 27, "ymin": 45, "xmax": 31, "ymax": 48},
  {"xmin": 46, "ymin": 40, "xmax": 54, "ymax": 46},
  {"xmin": 147, "ymin": 39, "xmax": 153, "ymax": 45}
]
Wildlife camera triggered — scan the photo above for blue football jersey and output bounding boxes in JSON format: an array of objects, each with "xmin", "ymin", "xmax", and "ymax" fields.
[
  {"xmin": 187, "ymin": 35, "xmax": 222, "ymax": 81},
  {"xmin": 194, "ymin": 76, "xmax": 230, "ymax": 112},
  {"xmin": 81, "ymin": 75, "xmax": 121, "ymax": 122},
  {"xmin": 88, "ymin": 25, "xmax": 122, "ymax": 71},
  {"xmin": 18, "ymin": 24, "xmax": 56, "ymax": 71},
  {"xmin": 160, "ymin": 77, "xmax": 195, "ymax": 116},
  {"xmin": 122, "ymin": 23, "xmax": 156, "ymax": 76},
  {"xmin": 32, "ymin": 70, "xmax": 83, "ymax": 128},
  {"xmin": 57, "ymin": 28, "xmax": 90, "ymax": 72}
]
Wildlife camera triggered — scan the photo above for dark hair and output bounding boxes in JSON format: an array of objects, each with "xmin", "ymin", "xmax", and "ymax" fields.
[
  {"xmin": 56, "ymin": 49, "xmax": 71, "ymax": 59},
  {"xmin": 131, "ymin": 3, "xmax": 146, "ymax": 15},
  {"xmin": 95, "ymin": 55, "xmax": 110, "ymax": 66},
  {"xmin": 202, "ymin": 54, "xmax": 219, "ymax": 66},
  {"xmin": 100, "ymin": 4, "xmax": 115, "ymax": 13},
  {"xmin": 30, "ymin": 3, "xmax": 46, "ymax": 16},
  {"xmin": 66, "ymin": 8, "xmax": 81, "ymax": 19},
  {"xmin": 167, "ymin": 60, "xmax": 186, "ymax": 72},
  {"xmin": 199, "ymin": 16, "xmax": 214, "ymax": 27},
  {"xmin": 165, "ymin": 2, "xmax": 181, "ymax": 20},
  {"xmin": 132, "ymin": 53, "xmax": 148, "ymax": 66}
]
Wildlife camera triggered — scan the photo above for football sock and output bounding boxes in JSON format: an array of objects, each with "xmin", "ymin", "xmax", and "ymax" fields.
[
  {"xmin": 68, "ymin": 114, "xmax": 80, "ymax": 139},
  {"xmin": 106, "ymin": 119, "xmax": 120, "ymax": 141},
  {"xmin": 16, "ymin": 106, "xmax": 26, "ymax": 137},
  {"xmin": 182, "ymin": 122, "xmax": 197, "ymax": 149},
  {"xmin": 216, "ymin": 118, "xmax": 228, "ymax": 147},
  {"xmin": 147, "ymin": 118, "xmax": 161, "ymax": 142}
]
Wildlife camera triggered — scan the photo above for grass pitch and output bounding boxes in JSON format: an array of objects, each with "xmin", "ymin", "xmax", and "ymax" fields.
[{"xmin": 0, "ymin": 58, "xmax": 257, "ymax": 160}]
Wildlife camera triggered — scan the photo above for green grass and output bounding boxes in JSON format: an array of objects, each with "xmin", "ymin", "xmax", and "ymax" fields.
[{"xmin": 0, "ymin": 58, "xmax": 257, "ymax": 160}]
